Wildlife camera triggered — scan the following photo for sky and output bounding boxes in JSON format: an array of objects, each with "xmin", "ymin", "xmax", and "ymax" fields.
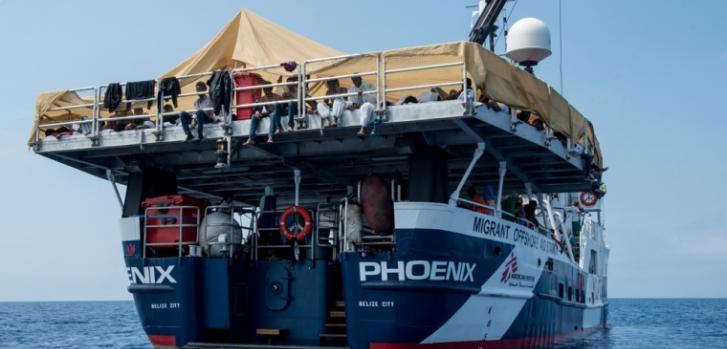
[{"xmin": 0, "ymin": 0, "xmax": 725, "ymax": 301}]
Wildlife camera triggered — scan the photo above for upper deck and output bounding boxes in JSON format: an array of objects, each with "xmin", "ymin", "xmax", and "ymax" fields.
[{"xmin": 30, "ymin": 40, "xmax": 601, "ymax": 205}]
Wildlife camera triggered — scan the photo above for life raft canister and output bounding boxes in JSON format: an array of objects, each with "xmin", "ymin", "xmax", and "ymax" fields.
[
  {"xmin": 279, "ymin": 206, "xmax": 313, "ymax": 241},
  {"xmin": 579, "ymin": 191, "xmax": 598, "ymax": 207}
]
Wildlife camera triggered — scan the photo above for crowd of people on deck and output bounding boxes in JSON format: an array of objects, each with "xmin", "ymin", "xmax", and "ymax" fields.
[{"xmin": 40, "ymin": 71, "xmax": 606, "ymax": 189}]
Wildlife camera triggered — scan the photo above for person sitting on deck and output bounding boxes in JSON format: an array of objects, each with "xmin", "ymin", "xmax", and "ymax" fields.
[
  {"xmin": 348, "ymin": 75, "xmax": 377, "ymax": 137},
  {"xmin": 479, "ymin": 96, "xmax": 505, "ymax": 113},
  {"xmin": 161, "ymin": 104, "xmax": 179, "ymax": 127},
  {"xmin": 316, "ymin": 79, "xmax": 346, "ymax": 128},
  {"xmin": 467, "ymin": 185, "xmax": 487, "ymax": 214},
  {"xmin": 244, "ymin": 81, "xmax": 282, "ymax": 145},
  {"xmin": 397, "ymin": 96, "xmax": 419, "ymax": 105},
  {"xmin": 282, "ymin": 76, "xmax": 299, "ymax": 132},
  {"xmin": 180, "ymin": 82, "xmax": 217, "ymax": 141},
  {"xmin": 524, "ymin": 200, "xmax": 538, "ymax": 228},
  {"xmin": 418, "ymin": 88, "xmax": 443, "ymax": 103},
  {"xmin": 457, "ymin": 78, "xmax": 475, "ymax": 104}
]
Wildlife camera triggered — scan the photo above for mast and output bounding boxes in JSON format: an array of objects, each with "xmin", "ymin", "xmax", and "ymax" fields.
[{"xmin": 469, "ymin": 0, "xmax": 509, "ymax": 50}]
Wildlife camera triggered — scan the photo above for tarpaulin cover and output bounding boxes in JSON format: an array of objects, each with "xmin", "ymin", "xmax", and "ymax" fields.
[{"xmin": 31, "ymin": 9, "xmax": 602, "ymax": 166}]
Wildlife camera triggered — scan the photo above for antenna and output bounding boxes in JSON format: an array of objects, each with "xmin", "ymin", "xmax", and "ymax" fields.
[
  {"xmin": 505, "ymin": 17, "xmax": 552, "ymax": 74},
  {"xmin": 558, "ymin": 0, "xmax": 564, "ymax": 94}
]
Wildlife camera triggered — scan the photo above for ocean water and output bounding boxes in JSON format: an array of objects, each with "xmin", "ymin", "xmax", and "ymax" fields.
[{"xmin": 0, "ymin": 299, "xmax": 725, "ymax": 349}]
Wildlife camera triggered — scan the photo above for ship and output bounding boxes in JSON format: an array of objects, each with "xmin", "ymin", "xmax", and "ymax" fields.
[{"xmin": 30, "ymin": 4, "xmax": 608, "ymax": 349}]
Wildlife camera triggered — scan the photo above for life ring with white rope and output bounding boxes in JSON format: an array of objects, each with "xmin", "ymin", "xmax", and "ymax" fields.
[
  {"xmin": 579, "ymin": 191, "xmax": 598, "ymax": 207},
  {"xmin": 279, "ymin": 206, "xmax": 313, "ymax": 241}
]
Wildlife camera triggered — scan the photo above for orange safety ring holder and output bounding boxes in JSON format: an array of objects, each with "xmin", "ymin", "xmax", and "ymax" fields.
[{"xmin": 279, "ymin": 206, "xmax": 313, "ymax": 241}]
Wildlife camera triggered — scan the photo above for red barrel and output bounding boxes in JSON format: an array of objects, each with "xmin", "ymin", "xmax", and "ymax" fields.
[
  {"xmin": 232, "ymin": 72, "xmax": 263, "ymax": 120},
  {"xmin": 142, "ymin": 195, "xmax": 209, "ymax": 246}
]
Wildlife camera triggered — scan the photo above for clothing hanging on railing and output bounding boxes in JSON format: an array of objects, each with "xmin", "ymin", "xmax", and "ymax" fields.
[
  {"xmin": 103, "ymin": 83, "xmax": 123, "ymax": 112},
  {"xmin": 207, "ymin": 70, "xmax": 232, "ymax": 116},
  {"xmin": 157, "ymin": 77, "xmax": 181, "ymax": 112},
  {"xmin": 125, "ymin": 80, "xmax": 156, "ymax": 110}
]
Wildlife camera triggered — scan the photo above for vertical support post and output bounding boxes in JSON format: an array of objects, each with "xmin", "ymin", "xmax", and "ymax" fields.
[
  {"xmin": 294, "ymin": 168, "xmax": 301, "ymax": 206},
  {"xmin": 375, "ymin": 54, "xmax": 381, "ymax": 110},
  {"xmin": 93, "ymin": 86, "xmax": 101, "ymax": 141},
  {"xmin": 496, "ymin": 161, "xmax": 507, "ymax": 216},
  {"xmin": 301, "ymin": 62, "xmax": 307, "ymax": 121},
  {"xmin": 227, "ymin": 136, "xmax": 232, "ymax": 168},
  {"xmin": 106, "ymin": 169, "xmax": 124, "ymax": 210},
  {"xmin": 462, "ymin": 59, "xmax": 470, "ymax": 115},
  {"xmin": 297, "ymin": 66, "xmax": 304, "ymax": 128},
  {"xmin": 91, "ymin": 86, "xmax": 98, "ymax": 139},
  {"xmin": 449, "ymin": 142, "xmax": 485, "ymax": 206},
  {"xmin": 155, "ymin": 80, "xmax": 162, "ymax": 139},
  {"xmin": 381, "ymin": 55, "xmax": 387, "ymax": 111}
]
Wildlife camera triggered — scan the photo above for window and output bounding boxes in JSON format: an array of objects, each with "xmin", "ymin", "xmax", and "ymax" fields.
[
  {"xmin": 558, "ymin": 283, "xmax": 564, "ymax": 298},
  {"xmin": 568, "ymin": 286, "xmax": 573, "ymax": 301},
  {"xmin": 589, "ymin": 250, "xmax": 598, "ymax": 274}
]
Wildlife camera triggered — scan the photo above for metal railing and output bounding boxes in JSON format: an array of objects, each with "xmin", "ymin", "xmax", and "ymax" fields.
[
  {"xmin": 252, "ymin": 205, "xmax": 327, "ymax": 261},
  {"xmin": 34, "ymin": 53, "xmax": 470, "ymax": 145},
  {"xmin": 143, "ymin": 205, "xmax": 201, "ymax": 258},
  {"xmin": 202, "ymin": 205, "xmax": 257, "ymax": 258}
]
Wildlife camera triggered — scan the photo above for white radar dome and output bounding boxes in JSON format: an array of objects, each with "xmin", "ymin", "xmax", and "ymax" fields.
[{"xmin": 506, "ymin": 17, "xmax": 552, "ymax": 66}]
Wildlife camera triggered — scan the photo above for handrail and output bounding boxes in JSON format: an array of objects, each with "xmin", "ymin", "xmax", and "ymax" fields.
[
  {"xmin": 305, "ymin": 70, "xmax": 377, "ymax": 84},
  {"xmin": 384, "ymin": 62, "xmax": 463, "ymax": 75},
  {"xmin": 37, "ymin": 51, "xmax": 471, "ymax": 144},
  {"xmin": 385, "ymin": 81, "xmax": 463, "ymax": 94},
  {"xmin": 304, "ymin": 90, "xmax": 377, "ymax": 102}
]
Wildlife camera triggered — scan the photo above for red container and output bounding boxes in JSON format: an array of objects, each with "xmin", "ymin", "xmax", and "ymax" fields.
[
  {"xmin": 233, "ymin": 72, "xmax": 263, "ymax": 120},
  {"xmin": 142, "ymin": 195, "xmax": 209, "ymax": 246}
]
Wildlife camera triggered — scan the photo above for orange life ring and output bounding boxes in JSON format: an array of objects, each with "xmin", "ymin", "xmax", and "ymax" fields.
[
  {"xmin": 279, "ymin": 206, "xmax": 313, "ymax": 241},
  {"xmin": 579, "ymin": 191, "xmax": 598, "ymax": 207}
]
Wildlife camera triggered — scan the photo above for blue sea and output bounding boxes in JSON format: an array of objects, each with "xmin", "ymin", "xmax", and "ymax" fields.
[{"xmin": 0, "ymin": 299, "xmax": 725, "ymax": 348}]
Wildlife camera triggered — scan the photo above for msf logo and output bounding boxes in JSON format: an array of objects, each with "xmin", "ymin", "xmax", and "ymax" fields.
[
  {"xmin": 126, "ymin": 266, "xmax": 177, "ymax": 284},
  {"xmin": 359, "ymin": 260, "xmax": 476, "ymax": 283},
  {"xmin": 501, "ymin": 253, "xmax": 518, "ymax": 283}
]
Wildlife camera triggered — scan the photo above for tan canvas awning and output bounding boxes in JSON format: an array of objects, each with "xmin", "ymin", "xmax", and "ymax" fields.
[{"xmin": 30, "ymin": 10, "xmax": 602, "ymax": 167}]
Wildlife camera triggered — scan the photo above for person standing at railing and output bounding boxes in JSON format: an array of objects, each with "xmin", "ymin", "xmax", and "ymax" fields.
[
  {"xmin": 243, "ymin": 81, "xmax": 282, "ymax": 145},
  {"xmin": 268, "ymin": 76, "xmax": 299, "ymax": 138},
  {"xmin": 317, "ymin": 79, "xmax": 346, "ymax": 128},
  {"xmin": 467, "ymin": 185, "xmax": 488, "ymax": 214},
  {"xmin": 349, "ymin": 75, "xmax": 377, "ymax": 137},
  {"xmin": 180, "ymin": 82, "xmax": 217, "ymax": 141},
  {"xmin": 524, "ymin": 200, "xmax": 538, "ymax": 228}
]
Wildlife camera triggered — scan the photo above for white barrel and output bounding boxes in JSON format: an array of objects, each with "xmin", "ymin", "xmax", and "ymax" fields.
[{"xmin": 200, "ymin": 211, "xmax": 242, "ymax": 256}]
